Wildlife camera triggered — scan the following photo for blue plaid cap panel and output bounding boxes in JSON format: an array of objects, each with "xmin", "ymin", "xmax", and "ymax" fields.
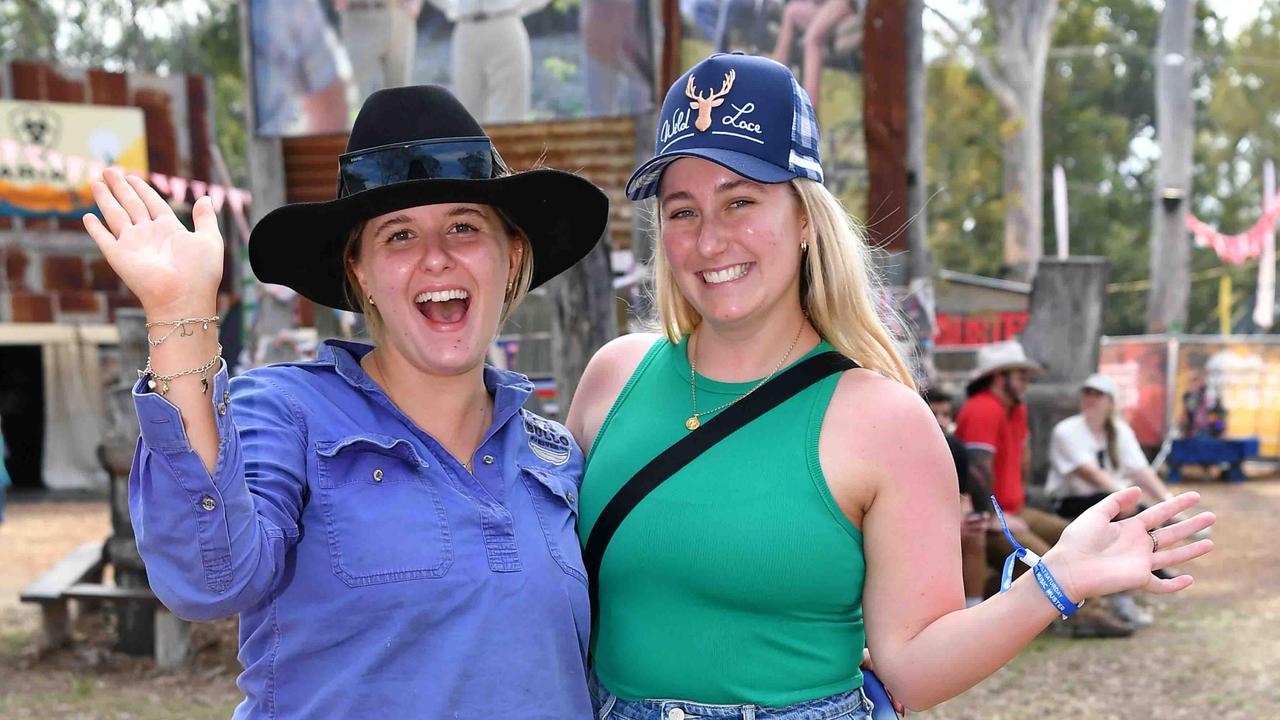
[
  {"xmin": 625, "ymin": 155, "xmax": 674, "ymax": 201},
  {"xmin": 788, "ymin": 77, "xmax": 824, "ymax": 184}
]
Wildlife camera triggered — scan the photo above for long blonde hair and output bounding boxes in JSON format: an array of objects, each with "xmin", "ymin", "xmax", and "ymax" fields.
[{"xmin": 651, "ymin": 177, "xmax": 915, "ymax": 389}]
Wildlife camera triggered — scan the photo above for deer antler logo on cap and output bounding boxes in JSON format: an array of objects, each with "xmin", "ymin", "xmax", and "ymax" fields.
[{"xmin": 686, "ymin": 70, "xmax": 736, "ymax": 132}]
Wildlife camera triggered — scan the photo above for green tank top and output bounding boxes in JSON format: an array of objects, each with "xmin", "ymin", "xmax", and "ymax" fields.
[{"xmin": 578, "ymin": 337, "xmax": 866, "ymax": 707}]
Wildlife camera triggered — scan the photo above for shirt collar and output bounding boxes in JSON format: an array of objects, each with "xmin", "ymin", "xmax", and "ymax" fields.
[{"xmin": 316, "ymin": 339, "xmax": 534, "ymax": 420}]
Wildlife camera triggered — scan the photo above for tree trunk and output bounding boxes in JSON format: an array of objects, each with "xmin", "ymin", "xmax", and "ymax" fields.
[
  {"xmin": 991, "ymin": 0, "xmax": 1057, "ymax": 281},
  {"xmin": 549, "ymin": 239, "xmax": 617, "ymax": 418},
  {"xmin": 906, "ymin": 0, "xmax": 929, "ymax": 281},
  {"xmin": 1147, "ymin": 0, "xmax": 1195, "ymax": 334}
]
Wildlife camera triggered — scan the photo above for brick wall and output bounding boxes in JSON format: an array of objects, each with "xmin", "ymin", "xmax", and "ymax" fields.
[{"xmin": 1, "ymin": 62, "xmax": 213, "ymax": 325}]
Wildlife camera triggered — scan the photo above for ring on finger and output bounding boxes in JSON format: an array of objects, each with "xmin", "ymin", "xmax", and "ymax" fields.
[{"xmin": 1148, "ymin": 528, "xmax": 1160, "ymax": 552}]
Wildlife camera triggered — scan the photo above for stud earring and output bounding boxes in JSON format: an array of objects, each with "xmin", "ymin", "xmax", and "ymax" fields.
[
  {"xmin": 367, "ymin": 294, "xmax": 375, "ymax": 307},
  {"xmin": 507, "ymin": 280, "xmax": 515, "ymax": 294}
]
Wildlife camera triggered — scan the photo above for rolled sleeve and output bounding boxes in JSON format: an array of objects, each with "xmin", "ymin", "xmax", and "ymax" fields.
[{"xmin": 130, "ymin": 365, "xmax": 306, "ymax": 621}]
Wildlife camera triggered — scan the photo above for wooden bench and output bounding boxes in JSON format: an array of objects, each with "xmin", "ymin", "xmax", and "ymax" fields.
[
  {"xmin": 20, "ymin": 541, "xmax": 192, "ymax": 671},
  {"xmin": 20, "ymin": 541, "xmax": 106, "ymax": 650}
]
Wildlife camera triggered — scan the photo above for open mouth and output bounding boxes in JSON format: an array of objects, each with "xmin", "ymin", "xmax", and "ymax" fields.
[
  {"xmin": 700, "ymin": 262, "xmax": 752, "ymax": 285},
  {"xmin": 415, "ymin": 288, "xmax": 471, "ymax": 326}
]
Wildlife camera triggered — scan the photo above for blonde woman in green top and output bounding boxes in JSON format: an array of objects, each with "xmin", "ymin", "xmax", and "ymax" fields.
[{"xmin": 566, "ymin": 53, "xmax": 1215, "ymax": 719}]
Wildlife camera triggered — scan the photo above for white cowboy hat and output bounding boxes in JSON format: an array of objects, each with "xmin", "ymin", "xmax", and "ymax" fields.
[
  {"xmin": 968, "ymin": 341, "xmax": 1043, "ymax": 382},
  {"xmin": 1081, "ymin": 373, "xmax": 1118, "ymax": 398}
]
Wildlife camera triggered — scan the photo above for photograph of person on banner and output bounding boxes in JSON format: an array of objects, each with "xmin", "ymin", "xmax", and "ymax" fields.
[{"xmin": 250, "ymin": 0, "xmax": 657, "ymax": 136}]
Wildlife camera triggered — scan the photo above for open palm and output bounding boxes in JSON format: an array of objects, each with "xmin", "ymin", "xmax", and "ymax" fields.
[
  {"xmin": 83, "ymin": 169, "xmax": 224, "ymax": 314},
  {"xmin": 1050, "ymin": 488, "xmax": 1215, "ymax": 600}
]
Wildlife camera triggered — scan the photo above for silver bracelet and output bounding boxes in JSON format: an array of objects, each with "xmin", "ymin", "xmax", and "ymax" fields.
[
  {"xmin": 139, "ymin": 344, "xmax": 223, "ymax": 396},
  {"xmin": 145, "ymin": 315, "xmax": 220, "ymax": 347}
]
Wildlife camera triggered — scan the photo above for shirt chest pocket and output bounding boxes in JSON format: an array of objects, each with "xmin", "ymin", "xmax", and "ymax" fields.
[
  {"xmin": 520, "ymin": 465, "xmax": 587, "ymax": 586},
  {"xmin": 315, "ymin": 434, "xmax": 453, "ymax": 586}
]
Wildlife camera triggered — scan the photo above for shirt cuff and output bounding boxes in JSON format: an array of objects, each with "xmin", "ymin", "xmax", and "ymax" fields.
[{"xmin": 134, "ymin": 360, "xmax": 232, "ymax": 451}]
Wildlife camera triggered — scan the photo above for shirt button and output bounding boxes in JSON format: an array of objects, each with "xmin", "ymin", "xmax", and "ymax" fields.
[
  {"xmin": 482, "ymin": 455, "xmax": 494, "ymax": 465},
  {"xmin": 223, "ymin": 389, "xmax": 230, "ymax": 405},
  {"xmin": 565, "ymin": 492, "xmax": 576, "ymax": 504},
  {"xmin": 372, "ymin": 468, "xmax": 384, "ymax": 482},
  {"xmin": 667, "ymin": 708, "xmax": 685, "ymax": 720},
  {"xmin": 200, "ymin": 496, "xmax": 216, "ymax": 512},
  {"xmin": 216, "ymin": 402, "xmax": 227, "ymax": 416}
]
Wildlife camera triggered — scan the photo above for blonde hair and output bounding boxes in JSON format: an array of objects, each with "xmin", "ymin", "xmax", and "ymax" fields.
[
  {"xmin": 651, "ymin": 177, "xmax": 915, "ymax": 389},
  {"xmin": 342, "ymin": 209, "xmax": 534, "ymax": 344}
]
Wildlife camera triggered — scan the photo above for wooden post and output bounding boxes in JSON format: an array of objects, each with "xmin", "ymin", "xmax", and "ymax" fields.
[
  {"xmin": 549, "ymin": 240, "xmax": 618, "ymax": 418},
  {"xmin": 863, "ymin": 0, "xmax": 910, "ymax": 262},
  {"xmin": 104, "ymin": 309, "xmax": 156, "ymax": 656},
  {"xmin": 905, "ymin": 0, "xmax": 929, "ymax": 282},
  {"xmin": 1146, "ymin": 0, "xmax": 1194, "ymax": 333}
]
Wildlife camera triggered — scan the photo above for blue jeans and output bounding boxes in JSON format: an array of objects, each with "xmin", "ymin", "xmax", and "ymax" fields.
[{"xmin": 589, "ymin": 674, "xmax": 874, "ymax": 720}]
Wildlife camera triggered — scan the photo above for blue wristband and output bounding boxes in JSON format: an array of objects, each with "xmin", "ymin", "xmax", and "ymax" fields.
[{"xmin": 990, "ymin": 496, "xmax": 1084, "ymax": 619}]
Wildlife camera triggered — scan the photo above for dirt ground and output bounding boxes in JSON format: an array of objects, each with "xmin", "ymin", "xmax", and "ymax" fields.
[{"xmin": 0, "ymin": 477, "xmax": 1276, "ymax": 719}]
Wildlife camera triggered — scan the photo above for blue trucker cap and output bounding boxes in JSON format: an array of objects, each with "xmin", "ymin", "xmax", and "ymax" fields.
[{"xmin": 625, "ymin": 52, "xmax": 824, "ymax": 201}]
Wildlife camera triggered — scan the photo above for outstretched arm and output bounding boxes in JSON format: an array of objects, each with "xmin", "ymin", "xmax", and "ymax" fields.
[{"xmin": 829, "ymin": 379, "xmax": 1215, "ymax": 712}]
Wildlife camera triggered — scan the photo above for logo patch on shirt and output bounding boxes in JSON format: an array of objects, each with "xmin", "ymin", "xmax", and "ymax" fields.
[{"xmin": 523, "ymin": 411, "xmax": 572, "ymax": 466}]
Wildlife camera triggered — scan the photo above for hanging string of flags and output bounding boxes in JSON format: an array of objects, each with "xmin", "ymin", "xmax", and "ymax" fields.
[
  {"xmin": 2, "ymin": 138, "xmax": 252, "ymax": 221},
  {"xmin": 1185, "ymin": 194, "xmax": 1280, "ymax": 265}
]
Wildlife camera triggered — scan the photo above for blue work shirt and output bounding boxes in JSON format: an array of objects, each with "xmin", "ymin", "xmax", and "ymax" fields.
[{"xmin": 130, "ymin": 340, "xmax": 591, "ymax": 719}]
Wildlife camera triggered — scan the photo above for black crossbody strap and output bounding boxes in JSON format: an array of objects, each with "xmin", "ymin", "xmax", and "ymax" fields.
[{"xmin": 584, "ymin": 350, "xmax": 859, "ymax": 614}]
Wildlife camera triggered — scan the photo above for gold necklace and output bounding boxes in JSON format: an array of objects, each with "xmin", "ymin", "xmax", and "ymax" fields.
[{"xmin": 686, "ymin": 324, "xmax": 805, "ymax": 431}]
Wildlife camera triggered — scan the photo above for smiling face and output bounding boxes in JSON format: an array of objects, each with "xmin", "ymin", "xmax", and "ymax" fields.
[
  {"xmin": 658, "ymin": 157, "xmax": 807, "ymax": 331},
  {"xmin": 349, "ymin": 202, "xmax": 523, "ymax": 377}
]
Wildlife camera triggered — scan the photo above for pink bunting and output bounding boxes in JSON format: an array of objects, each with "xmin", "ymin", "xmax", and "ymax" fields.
[{"xmin": 1187, "ymin": 196, "xmax": 1280, "ymax": 266}]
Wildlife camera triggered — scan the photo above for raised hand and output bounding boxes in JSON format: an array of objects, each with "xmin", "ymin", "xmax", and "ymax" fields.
[
  {"xmin": 1046, "ymin": 487, "xmax": 1215, "ymax": 601},
  {"xmin": 83, "ymin": 168, "xmax": 224, "ymax": 317}
]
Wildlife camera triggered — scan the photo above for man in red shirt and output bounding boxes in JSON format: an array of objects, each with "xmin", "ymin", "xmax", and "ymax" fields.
[{"xmin": 955, "ymin": 342, "xmax": 1132, "ymax": 637}]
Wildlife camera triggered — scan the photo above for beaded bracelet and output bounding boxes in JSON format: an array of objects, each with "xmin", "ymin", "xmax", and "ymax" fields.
[
  {"xmin": 144, "ymin": 315, "xmax": 220, "ymax": 347},
  {"xmin": 139, "ymin": 344, "xmax": 222, "ymax": 396}
]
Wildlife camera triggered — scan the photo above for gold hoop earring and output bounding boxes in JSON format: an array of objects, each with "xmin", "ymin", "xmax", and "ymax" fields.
[{"xmin": 800, "ymin": 241, "xmax": 809, "ymax": 252}]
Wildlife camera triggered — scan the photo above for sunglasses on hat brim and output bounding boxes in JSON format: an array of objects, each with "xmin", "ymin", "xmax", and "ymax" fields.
[{"xmin": 338, "ymin": 136, "xmax": 505, "ymax": 196}]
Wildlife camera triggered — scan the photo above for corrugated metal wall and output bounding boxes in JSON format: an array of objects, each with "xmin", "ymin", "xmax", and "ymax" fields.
[{"xmin": 281, "ymin": 116, "xmax": 637, "ymax": 251}]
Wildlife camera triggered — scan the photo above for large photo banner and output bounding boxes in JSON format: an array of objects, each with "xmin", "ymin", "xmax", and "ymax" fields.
[
  {"xmin": 1099, "ymin": 338, "xmax": 1170, "ymax": 448},
  {"xmin": 251, "ymin": 0, "xmax": 658, "ymax": 137},
  {"xmin": 1175, "ymin": 340, "xmax": 1280, "ymax": 457},
  {"xmin": 0, "ymin": 99, "xmax": 148, "ymax": 218},
  {"xmin": 678, "ymin": 0, "xmax": 867, "ymax": 208}
]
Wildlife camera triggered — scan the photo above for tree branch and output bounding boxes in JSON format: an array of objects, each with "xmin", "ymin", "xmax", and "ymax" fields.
[{"xmin": 925, "ymin": 3, "xmax": 1021, "ymax": 116}]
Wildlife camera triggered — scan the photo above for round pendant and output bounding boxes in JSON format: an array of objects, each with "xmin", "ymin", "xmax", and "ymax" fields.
[{"xmin": 685, "ymin": 416, "xmax": 701, "ymax": 431}]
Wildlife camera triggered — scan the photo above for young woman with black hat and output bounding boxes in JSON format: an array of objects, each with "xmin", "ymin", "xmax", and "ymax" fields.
[
  {"xmin": 567, "ymin": 53, "xmax": 1216, "ymax": 719},
  {"xmin": 85, "ymin": 86, "xmax": 607, "ymax": 719}
]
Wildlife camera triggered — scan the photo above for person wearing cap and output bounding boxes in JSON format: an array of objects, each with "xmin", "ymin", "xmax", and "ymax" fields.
[
  {"xmin": 83, "ymin": 86, "xmax": 607, "ymax": 719},
  {"xmin": 1047, "ymin": 374, "xmax": 1184, "ymax": 521},
  {"xmin": 1046, "ymin": 373, "xmax": 1196, "ymax": 628},
  {"xmin": 568, "ymin": 52, "xmax": 1214, "ymax": 717}
]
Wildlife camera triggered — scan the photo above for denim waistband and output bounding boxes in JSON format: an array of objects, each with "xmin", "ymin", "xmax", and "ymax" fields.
[{"xmin": 589, "ymin": 674, "xmax": 870, "ymax": 720}]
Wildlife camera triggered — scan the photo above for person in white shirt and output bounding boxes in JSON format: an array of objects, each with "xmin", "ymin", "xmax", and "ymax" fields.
[
  {"xmin": 1047, "ymin": 374, "xmax": 1193, "ymax": 628},
  {"xmin": 1047, "ymin": 374, "xmax": 1181, "ymax": 520},
  {"xmin": 428, "ymin": 0, "xmax": 552, "ymax": 123}
]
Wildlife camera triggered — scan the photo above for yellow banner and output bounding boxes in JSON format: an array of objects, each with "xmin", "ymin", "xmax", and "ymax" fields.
[
  {"xmin": 1176, "ymin": 341, "xmax": 1280, "ymax": 456},
  {"xmin": 0, "ymin": 99, "xmax": 147, "ymax": 217}
]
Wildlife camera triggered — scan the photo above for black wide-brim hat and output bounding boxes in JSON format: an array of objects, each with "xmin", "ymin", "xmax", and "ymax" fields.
[{"xmin": 249, "ymin": 85, "xmax": 609, "ymax": 311}]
